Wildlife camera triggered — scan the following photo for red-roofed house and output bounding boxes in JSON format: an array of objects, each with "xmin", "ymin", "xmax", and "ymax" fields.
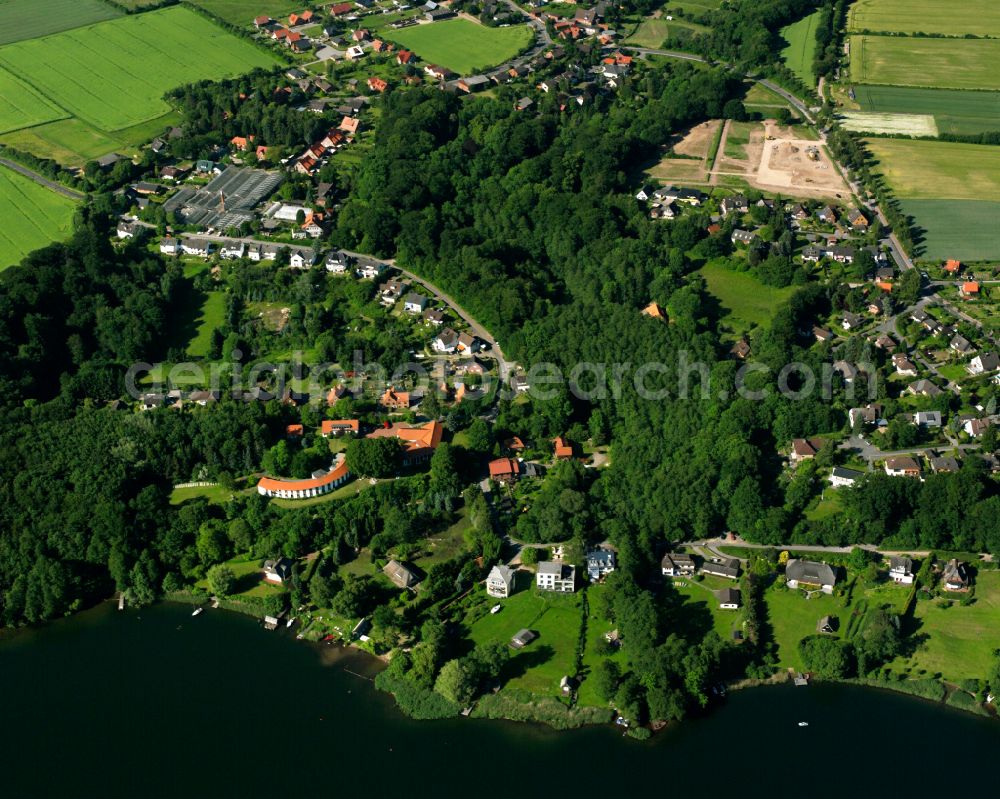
[
  {"xmin": 961, "ymin": 281, "xmax": 980, "ymax": 297},
  {"xmin": 289, "ymin": 10, "xmax": 313, "ymax": 25},
  {"xmin": 286, "ymin": 31, "xmax": 302, "ymax": 44},
  {"xmin": 380, "ymin": 388, "xmax": 410, "ymax": 410},
  {"xmin": 488, "ymin": 457, "xmax": 520, "ymax": 484},
  {"xmin": 230, "ymin": 135, "xmax": 254, "ymax": 150},
  {"xmin": 254, "ymin": 15, "xmax": 273, "ymax": 28},
  {"xmin": 367, "ymin": 76, "xmax": 388, "ymax": 93},
  {"xmin": 286, "ymin": 423, "xmax": 304, "ymax": 439},
  {"xmin": 321, "ymin": 419, "xmax": 360, "ymax": 437},
  {"xmin": 366, "ymin": 420, "xmax": 443, "ymax": 464},
  {"xmin": 944, "ymin": 259, "xmax": 962, "ymax": 274},
  {"xmin": 255, "ymin": 145, "xmax": 270, "ymax": 161},
  {"xmin": 396, "ymin": 50, "xmax": 414, "ymax": 65},
  {"xmin": 330, "ymin": 2, "xmax": 353, "ymax": 15},
  {"xmin": 553, "ymin": 436, "xmax": 573, "ymax": 459},
  {"xmin": 273, "ymin": 28, "xmax": 290, "ymax": 40},
  {"xmin": 339, "ymin": 115, "xmax": 361, "ymax": 134},
  {"xmin": 352, "ymin": 28, "xmax": 369, "ymax": 42}
]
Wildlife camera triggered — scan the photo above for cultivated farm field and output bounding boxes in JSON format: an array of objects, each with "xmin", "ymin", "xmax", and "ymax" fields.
[
  {"xmin": 0, "ymin": 165, "xmax": 77, "ymax": 269},
  {"xmin": 0, "ymin": 7, "xmax": 279, "ymax": 133},
  {"xmin": 780, "ymin": 10, "xmax": 820, "ymax": 86},
  {"xmin": 864, "ymin": 138, "xmax": 1000, "ymax": 200},
  {"xmin": 899, "ymin": 200, "xmax": 1000, "ymax": 261},
  {"xmin": 850, "ymin": 35, "xmax": 1000, "ymax": 90},
  {"xmin": 839, "ymin": 111, "xmax": 937, "ymax": 137},
  {"xmin": 0, "ymin": 68, "xmax": 67, "ymax": 134},
  {"xmin": 0, "ymin": 0, "xmax": 121, "ymax": 46},
  {"xmin": 389, "ymin": 19, "xmax": 532, "ymax": 75},
  {"xmin": 848, "ymin": 0, "xmax": 1000, "ymax": 36},
  {"xmin": 188, "ymin": 0, "xmax": 305, "ymax": 27},
  {"xmin": 853, "ymin": 85, "xmax": 1000, "ymax": 136}
]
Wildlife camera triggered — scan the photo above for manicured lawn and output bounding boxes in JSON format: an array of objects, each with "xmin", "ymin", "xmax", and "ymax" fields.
[
  {"xmin": 468, "ymin": 587, "xmax": 582, "ymax": 698},
  {"xmin": 848, "ymin": 0, "xmax": 1000, "ymax": 36},
  {"xmin": 389, "ymin": 19, "xmax": 532, "ymax": 75},
  {"xmin": 0, "ymin": 7, "xmax": 279, "ymax": 133},
  {"xmin": 898, "ymin": 199, "xmax": 1000, "ymax": 261},
  {"xmin": 577, "ymin": 583, "xmax": 624, "ymax": 708},
  {"xmin": 169, "ymin": 483, "xmax": 242, "ymax": 505},
  {"xmin": 780, "ymin": 11, "xmax": 820, "ymax": 86},
  {"xmin": 673, "ymin": 577, "xmax": 743, "ymax": 641},
  {"xmin": 0, "ymin": 165, "xmax": 77, "ymax": 269},
  {"xmin": 0, "ymin": 0, "xmax": 120, "ymax": 45},
  {"xmin": 188, "ymin": 0, "xmax": 303, "ymax": 27},
  {"xmin": 853, "ymin": 85, "xmax": 1000, "ymax": 136},
  {"xmin": 849, "ymin": 35, "xmax": 1000, "ymax": 90},
  {"xmin": 766, "ymin": 584, "xmax": 845, "ymax": 670},
  {"xmin": 865, "ymin": 138, "xmax": 1000, "ymax": 200},
  {"xmin": 195, "ymin": 554, "xmax": 287, "ymax": 598},
  {"xmin": 892, "ymin": 571, "xmax": 1000, "ymax": 681},
  {"xmin": 804, "ymin": 491, "xmax": 844, "ymax": 522},
  {"xmin": 187, "ymin": 291, "xmax": 227, "ymax": 357},
  {"xmin": 696, "ymin": 260, "xmax": 797, "ymax": 332}
]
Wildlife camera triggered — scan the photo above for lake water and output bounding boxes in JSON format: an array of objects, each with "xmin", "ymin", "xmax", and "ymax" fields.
[{"xmin": 2, "ymin": 602, "xmax": 997, "ymax": 798}]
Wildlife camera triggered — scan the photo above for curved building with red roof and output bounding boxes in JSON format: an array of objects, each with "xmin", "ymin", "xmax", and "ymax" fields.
[{"xmin": 257, "ymin": 457, "xmax": 351, "ymax": 499}]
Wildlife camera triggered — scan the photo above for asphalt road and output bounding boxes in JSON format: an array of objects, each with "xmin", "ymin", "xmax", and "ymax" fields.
[{"xmin": 0, "ymin": 157, "xmax": 85, "ymax": 201}]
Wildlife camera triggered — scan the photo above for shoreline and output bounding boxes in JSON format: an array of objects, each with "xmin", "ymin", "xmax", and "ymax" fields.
[{"xmin": 158, "ymin": 596, "xmax": 998, "ymax": 729}]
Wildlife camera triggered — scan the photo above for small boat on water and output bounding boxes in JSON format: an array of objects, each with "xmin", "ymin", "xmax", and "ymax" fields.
[
  {"xmin": 286, "ymin": 617, "xmax": 295, "ymax": 628},
  {"xmin": 798, "ymin": 721, "xmax": 809, "ymax": 727},
  {"xmin": 191, "ymin": 607, "xmax": 204, "ymax": 617}
]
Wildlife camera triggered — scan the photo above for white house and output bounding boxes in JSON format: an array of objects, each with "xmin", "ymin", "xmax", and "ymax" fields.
[
  {"xmin": 536, "ymin": 561, "xmax": 575, "ymax": 592},
  {"xmin": 661, "ymin": 553, "xmax": 695, "ymax": 576},
  {"xmin": 432, "ymin": 328, "xmax": 459, "ymax": 354},
  {"xmin": 717, "ymin": 587, "xmax": 741, "ymax": 610},
  {"xmin": 263, "ymin": 557, "xmax": 294, "ymax": 584},
  {"xmin": 486, "ymin": 564, "xmax": 516, "ymax": 598},
  {"xmin": 403, "ymin": 293, "xmax": 428, "ymax": 313},
  {"xmin": 356, "ymin": 261, "xmax": 385, "ymax": 279},
  {"xmin": 889, "ymin": 556, "xmax": 914, "ymax": 585},
  {"xmin": 968, "ymin": 353, "xmax": 1000, "ymax": 375},
  {"xmin": 116, "ymin": 221, "xmax": 136, "ymax": 239},
  {"xmin": 828, "ymin": 466, "xmax": 864, "ymax": 488},
  {"xmin": 220, "ymin": 241, "xmax": 245, "ymax": 260},
  {"xmin": 326, "ymin": 250, "xmax": 352, "ymax": 274},
  {"xmin": 913, "ymin": 411, "xmax": 942, "ymax": 427},
  {"xmin": 159, "ymin": 237, "xmax": 180, "ymax": 255},
  {"xmin": 181, "ymin": 238, "xmax": 213, "ymax": 257},
  {"xmin": 289, "ymin": 249, "xmax": 316, "ymax": 269},
  {"xmin": 586, "ymin": 548, "xmax": 616, "ymax": 581}
]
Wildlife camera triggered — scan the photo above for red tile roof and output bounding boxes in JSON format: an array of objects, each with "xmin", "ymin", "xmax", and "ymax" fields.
[{"xmin": 258, "ymin": 460, "xmax": 350, "ymax": 493}]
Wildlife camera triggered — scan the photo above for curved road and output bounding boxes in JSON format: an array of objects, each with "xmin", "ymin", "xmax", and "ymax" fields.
[{"xmin": 0, "ymin": 157, "xmax": 85, "ymax": 201}]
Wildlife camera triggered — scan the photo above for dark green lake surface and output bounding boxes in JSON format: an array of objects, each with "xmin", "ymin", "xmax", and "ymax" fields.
[{"xmin": 2, "ymin": 602, "xmax": 997, "ymax": 798}]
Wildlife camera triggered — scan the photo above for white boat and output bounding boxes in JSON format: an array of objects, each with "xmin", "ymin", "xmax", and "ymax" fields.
[
  {"xmin": 191, "ymin": 607, "xmax": 204, "ymax": 617},
  {"xmin": 286, "ymin": 617, "xmax": 295, "ymax": 628},
  {"xmin": 798, "ymin": 721, "xmax": 809, "ymax": 727},
  {"xmin": 490, "ymin": 604, "xmax": 502, "ymax": 614}
]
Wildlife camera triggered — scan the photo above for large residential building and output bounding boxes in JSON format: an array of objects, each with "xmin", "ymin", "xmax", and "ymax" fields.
[
  {"xmin": 701, "ymin": 557, "xmax": 740, "ymax": 580},
  {"xmin": 366, "ymin": 419, "xmax": 444, "ymax": 465},
  {"xmin": 257, "ymin": 458, "xmax": 351, "ymax": 499},
  {"xmin": 661, "ymin": 553, "xmax": 695, "ymax": 576},
  {"xmin": 536, "ymin": 561, "xmax": 576, "ymax": 592}
]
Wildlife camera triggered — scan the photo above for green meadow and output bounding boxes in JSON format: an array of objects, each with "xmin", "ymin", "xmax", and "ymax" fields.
[
  {"xmin": 697, "ymin": 260, "xmax": 797, "ymax": 333},
  {"xmin": 850, "ymin": 35, "xmax": 1000, "ymax": 90},
  {"xmin": 0, "ymin": 0, "xmax": 121, "ymax": 45},
  {"xmin": 0, "ymin": 165, "xmax": 77, "ymax": 269},
  {"xmin": 848, "ymin": 0, "xmax": 1000, "ymax": 36},
  {"xmin": 854, "ymin": 85, "xmax": 1000, "ymax": 136},
  {"xmin": 780, "ymin": 11, "xmax": 820, "ymax": 86},
  {"xmin": 0, "ymin": 7, "xmax": 279, "ymax": 133},
  {"xmin": 389, "ymin": 19, "xmax": 532, "ymax": 75}
]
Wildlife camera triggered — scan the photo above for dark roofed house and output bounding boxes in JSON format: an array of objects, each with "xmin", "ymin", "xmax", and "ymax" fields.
[
  {"xmin": 510, "ymin": 628, "xmax": 537, "ymax": 649},
  {"xmin": 661, "ymin": 553, "xmax": 695, "ymax": 576},
  {"xmin": 785, "ymin": 558, "xmax": 837, "ymax": 593},
  {"xmin": 942, "ymin": 559, "xmax": 969, "ymax": 592},
  {"xmin": 889, "ymin": 556, "xmax": 914, "ymax": 584},
  {"xmin": 817, "ymin": 615, "xmax": 838, "ymax": 634},
  {"xmin": 384, "ymin": 559, "xmax": 418, "ymax": 589},
  {"xmin": 701, "ymin": 557, "xmax": 740, "ymax": 580},
  {"xmin": 717, "ymin": 588, "xmax": 741, "ymax": 609},
  {"xmin": 263, "ymin": 557, "xmax": 294, "ymax": 584}
]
